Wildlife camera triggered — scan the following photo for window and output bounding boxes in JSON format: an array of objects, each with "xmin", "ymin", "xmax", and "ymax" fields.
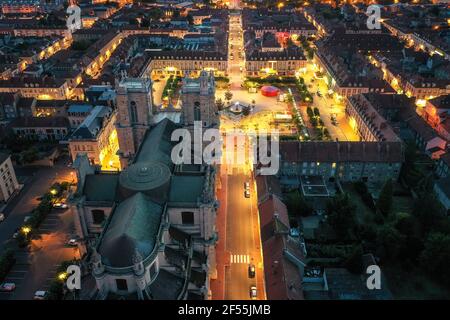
[
  {"xmin": 194, "ymin": 101, "xmax": 201, "ymax": 121},
  {"xmin": 149, "ymin": 262, "xmax": 157, "ymax": 279},
  {"xmin": 181, "ymin": 211, "xmax": 194, "ymax": 224},
  {"xmin": 130, "ymin": 101, "xmax": 138, "ymax": 123},
  {"xmin": 92, "ymin": 209, "xmax": 105, "ymax": 224},
  {"xmin": 116, "ymin": 279, "xmax": 128, "ymax": 291}
]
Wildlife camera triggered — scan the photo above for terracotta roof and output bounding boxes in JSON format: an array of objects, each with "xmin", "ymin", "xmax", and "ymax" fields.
[{"xmin": 258, "ymin": 194, "xmax": 304, "ymax": 300}]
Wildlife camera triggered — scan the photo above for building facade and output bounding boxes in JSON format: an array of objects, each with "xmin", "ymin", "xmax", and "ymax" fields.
[
  {"xmin": 181, "ymin": 70, "xmax": 218, "ymax": 131},
  {"xmin": 0, "ymin": 153, "xmax": 20, "ymax": 204},
  {"xmin": 116, "ymin": 77, "xmax": 154, "ymax": 169}
]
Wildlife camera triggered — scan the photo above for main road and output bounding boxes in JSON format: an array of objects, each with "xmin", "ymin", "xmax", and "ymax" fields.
[{"xmin": 211, "ymin": 7, "xmax": 266, "ymax": 300}]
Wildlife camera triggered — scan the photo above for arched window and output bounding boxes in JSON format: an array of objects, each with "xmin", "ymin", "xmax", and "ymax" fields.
[
  {"xmin": 194, "ymin": 101, "xmax": 201, "ymax": 121},
  {"xmin": 130, "ymin": 101, "xmax": 138, "ymax": 123},
  {"xmin": 92, "ymin": 209, "xmax": 105, "ymax": 224}
]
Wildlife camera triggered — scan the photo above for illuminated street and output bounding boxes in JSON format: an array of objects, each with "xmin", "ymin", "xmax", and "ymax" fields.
[{"xmin": 211, "ymin": 6, "xmax": 266, "ymax": 300}]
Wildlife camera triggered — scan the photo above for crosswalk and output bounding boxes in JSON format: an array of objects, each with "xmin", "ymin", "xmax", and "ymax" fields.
[{"xmin": 230, "ymin": 254, "xmax": 251, "ymax": 264}]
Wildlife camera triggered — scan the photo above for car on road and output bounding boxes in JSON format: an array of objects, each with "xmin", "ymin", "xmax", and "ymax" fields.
[
  {"xmin": 248, "ymin": 264, "xmax": 256, "ymax": 278},
  {"xmin": 0, "ymin": 282, "xmax": 16, "ymax": 292},
  {"xmin": 244, "ymin": 189, "xmax": 250, "ymax": 198},
  {"xmin": 67, "ymin": 238, "xmax": 78, "ymax": 246},
  {"xmin": 53, "ymin": 202, "xmax": 68, "ymax": 209},
  {"xmin": 0, "ymin": 213, "xmax": 5, "ymax": 222},
  {"xmin": 33, "ymin": 290, "xmax": 47, "ymax": 300},
  {"xmin": 249, "ymin": 285, "xmax": 257, "ymax": 299},
  {"xmin": 244, "ymin": 181, "xmax": 250, "ymax": 190}
]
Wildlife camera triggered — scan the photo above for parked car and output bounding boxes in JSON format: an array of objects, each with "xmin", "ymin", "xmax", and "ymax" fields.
[
  {"xmin": 244, "ymin": 182, "xmax": 250, "ymax": 190},
  {"xmin": 0, "ymin": 213, "xmax": 5, "ymax": 222},
  {"xmin": 249, "ymin": 285, "xmax": 257, "ymax": 299},
  {"xmin": 67, "ymin": 238, "xmax": 78, "ymax": 246},
  {"xmin": 244, "ymin": 190, "xmax": 250, "ymax": 198},
  {"xmin": 248, "ymin": 264, "xmax": 256, "ymax": 278},
  {"xmin": 53, "ymin": 203, "xmax": 68, "ymax": 209},
  {"xmin": 0, "ymin": 283, "xmax": 16, "ymax": 292},
  {"xmin": 33, "ymin": 290, "xmax": 47, "ymax": 300}
]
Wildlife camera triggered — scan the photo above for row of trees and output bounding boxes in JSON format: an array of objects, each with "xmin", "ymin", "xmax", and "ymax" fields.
[
  {"xmin": 17, "ymin": 182, "xmax": 71, "ymax": 247},
  {"xmin": 161, "ymin": 76, "xmax": 182, "ymax": 100},
  {"xmin": 306, "ymin": 106, "xmax": 330, "ymax": 140},
  {"xmin": 295, "ymin": 77, "xmax": 313, "ymax": 103},
  {"xmin": 0, "ymin": 249, "xmax": 15, "ymax": 283}
]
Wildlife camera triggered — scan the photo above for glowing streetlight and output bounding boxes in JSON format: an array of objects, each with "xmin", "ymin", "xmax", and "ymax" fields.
[
  {"xmin": 50, "ymin": 189, "xmax": 57, "ymax": 195},
  {"xmin": 58, "ymin": 272, "xmax": 68, "ymax": 281},
  {"xmin": 21, "ymin": 226, "xmax": 31, "ymax": 235}
]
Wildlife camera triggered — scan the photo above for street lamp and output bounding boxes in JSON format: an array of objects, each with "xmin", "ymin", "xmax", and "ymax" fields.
[
  {"xmin": 50, "ymin": 189, "xmax": 57, "ymax": 196},
  {"xmin": 58, "ymin": 272, "xmax": 68, "ymax": 281},
  {"xmin": 21, "ymin": 226, "xmax": 31, "ymax": 235}
]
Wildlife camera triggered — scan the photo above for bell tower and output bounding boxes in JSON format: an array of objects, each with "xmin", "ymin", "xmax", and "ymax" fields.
[
  {"xmin": 181, "ymin": 71, "xmax": 218, "ymax": 131},
  {"xmin": 116, "ymin": 77, "xmax": 153, "ymax": 169}
]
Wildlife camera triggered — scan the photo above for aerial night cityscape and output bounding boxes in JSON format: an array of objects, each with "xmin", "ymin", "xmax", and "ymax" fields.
[{"xmin": 0, "ymin": 0, "xmax": 449, "ymax": 311}]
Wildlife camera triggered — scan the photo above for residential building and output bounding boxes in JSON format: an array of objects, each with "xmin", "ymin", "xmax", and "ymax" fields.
[
  {"xmin": 0, "ymin": 152, "xmax": 19, "ymax": 204},
  {"xmin": 256, "ymin": 175, "xmax": 305, "ymax": 300},
  {"xmin": 9, "ymin": 116, "xmax": 69, "ymax": 141},
  {"xmin": 278, "ymin": 141, "xmax": 404, "ymax": 186},
  {"xmin": 434, "ymin": 177, "xmax": 450, "ymax": 215},
  {"xmin": 68, "ymin": 106, "xmax": 119, "ymax": 170}
]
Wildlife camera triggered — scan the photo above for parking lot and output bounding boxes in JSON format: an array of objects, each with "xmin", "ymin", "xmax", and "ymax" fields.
[{"xmin": 0, "ymin": 205, "xmax": 79, "ymax": 300}]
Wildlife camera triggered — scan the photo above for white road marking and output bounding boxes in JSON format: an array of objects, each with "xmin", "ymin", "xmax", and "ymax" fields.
[{"xmin": 230, "ymin": 254, "xmax": 250, "ymax": 264}]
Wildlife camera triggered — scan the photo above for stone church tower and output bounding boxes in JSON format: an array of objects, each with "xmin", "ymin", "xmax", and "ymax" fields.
[
  {"xmin": 181, "ymin": 70, "xmax": 218, "ymax": 131},
  {"xmin": 116, "ymin": 77, "xmax": 153, "ymax": 169}
]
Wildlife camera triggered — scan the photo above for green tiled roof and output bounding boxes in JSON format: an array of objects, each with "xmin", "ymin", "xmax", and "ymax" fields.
[
  {"xmin": 99, "ymin": 192, "xmax": 163, "ymax": 268},
  {"xmin": 169, "ymin": 175, "xmax": 205, "ymax": 205},
  {"xmin": 134, "ymin": 118, "xmax": 180, "ymax": 169},
  {"xmin": 83, "ymin": 173, "xmax": 119, "ymax": 202}
]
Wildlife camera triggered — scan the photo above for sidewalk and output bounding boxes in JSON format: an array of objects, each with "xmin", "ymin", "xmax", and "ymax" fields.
[{"xmin": 210, "ymin": 167, "xmax": 228, "ymax": 300}]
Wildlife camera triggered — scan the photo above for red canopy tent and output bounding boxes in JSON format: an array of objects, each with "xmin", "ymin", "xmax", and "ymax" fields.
[{"xmin": 261, "ymin": 85, "xmax": 280, "ymax": 97}]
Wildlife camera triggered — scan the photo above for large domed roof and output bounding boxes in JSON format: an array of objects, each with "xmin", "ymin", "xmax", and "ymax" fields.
[{"xmin": 119, "ymin": 161, "xmax": 171, "ymax": 193}]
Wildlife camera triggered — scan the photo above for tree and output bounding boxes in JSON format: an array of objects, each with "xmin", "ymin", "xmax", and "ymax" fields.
[
  {"xmin": 224, "ymin": 90, "xmax": 233, "ymax": 103},
  {"xmin": 420, "ymin": 232, "xmax": 450, "ymax": 286},
  {"xmin": 345, "ymin": 245, "xmax": 364, "ymax": 274},
  {"xmin": 242, "ymin": 105, "xmax": 251, "ymax": 116},
  {"xmin": 376, "ymin": 225, "xmax": 405, "ymax": 260},
  {"xmin": 313, "ymin": 107, "xmax": 320, "ymax": 117},
  {"xmin": 377, "ymin": 179, "xmax": 393, "ymax": 216},
  {"xmin": 285, "ymin": 190, "xmax": 313, "ymax": 217},
  {"xmin": 46, "ymin": 280, "xmax": 64, "ymax": 300},
  {"xmin": 326, "ymin": 193, "xmax": 357, "ymax": 240},
  {"xmin": 412, "ymin": 194, "xmax": 445, "ymax": 235},
  {"xmin": 186, "ymin": 14, "xmax": 194, "ymax": 25},
  {"xmin": 215, "ymin": 98, "xmax": 225, "ymax": 111}
]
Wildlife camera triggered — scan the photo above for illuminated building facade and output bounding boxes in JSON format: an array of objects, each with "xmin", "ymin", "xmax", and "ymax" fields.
[{"xmin": 68, "ymin": 106, "xmax": 120, "ymax": 171}]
